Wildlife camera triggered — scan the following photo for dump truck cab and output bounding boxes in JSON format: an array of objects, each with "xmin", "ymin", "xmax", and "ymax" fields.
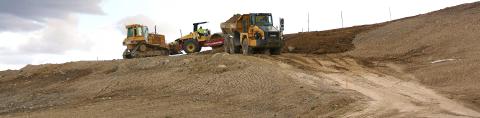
[
  {"xmin": 251, "ymin": 13, "xmax": 273, "ymax": 27},
  {"xmin": 245, "ymin": 13, "xmax": 283, "ymax": 49},
  {"xmin": 221, "ymin": 13, "xmax": 284, "ymax": 55}
]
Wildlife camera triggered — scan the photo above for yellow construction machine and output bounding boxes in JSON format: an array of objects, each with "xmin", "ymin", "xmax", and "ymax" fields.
[
  {"xmin": 174, "ymin": 22, "xmax": 225, "ymax": 53},
  {"xmin": 221, "ymin": 13, "xmax": 285, "ymax": 55},
  {"xmin": 122, "ymin": 24, "xmax": 180, "ymax": 59}
]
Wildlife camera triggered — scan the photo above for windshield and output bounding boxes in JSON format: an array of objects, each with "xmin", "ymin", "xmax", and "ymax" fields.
[
  {"xmin": 127, "ymin": 28, "xmax": 134, "ymax": 37},
  {"xmin": 255, "ymin": 15, "xmax": 273, "ymax": 26},
  {"xmin": 136, "ymin": 27, "xmax": 143, "ymax": 36}
]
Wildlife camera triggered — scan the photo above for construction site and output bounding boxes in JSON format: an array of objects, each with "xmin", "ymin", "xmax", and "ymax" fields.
[{"xmin": 1, "ymin": 2, "xmax": 480, "ymax": 118}]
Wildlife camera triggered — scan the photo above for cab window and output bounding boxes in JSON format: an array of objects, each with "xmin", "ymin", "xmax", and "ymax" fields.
[
  {"xmin": 255, "ymin": 15, "xmax": 273, "ymax": 26},
  {"xmin": 136, "ymin": 27, "xmax": 143, "ymax": 36},
  {"xmin": 127, "ymin": 28, "xmax": 134, "ymax": 37}
]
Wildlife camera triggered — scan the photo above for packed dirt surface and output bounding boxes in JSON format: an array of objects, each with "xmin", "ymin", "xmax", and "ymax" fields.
[
  {"xmin": 0, "ymin": 54, "xmax": 364, "ymax": 118},
  {"xmin": 2, "ymin": 53, "xmax": 479, "ymax": 118},
  {"xmin": 347, "ymin": 2, "xmax": 480, "ymax": 112},
  {"xmin": 262, "ymin": 54, "xmax": 480, "ymax": 117}
]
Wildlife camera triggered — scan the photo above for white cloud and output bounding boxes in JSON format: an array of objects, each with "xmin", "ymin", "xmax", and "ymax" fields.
[
  {"xmin": 17, "ymin": 16, "xmax": 93, "ymax": 54},
  {"xmin": 116, "ymin": 15, "xmax": 156, "ymax": 34}
]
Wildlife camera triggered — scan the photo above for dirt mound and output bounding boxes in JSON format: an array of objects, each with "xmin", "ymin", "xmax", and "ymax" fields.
[
  {"xmin": 283, "ymin": 24, "xmax": 384, "ymax": 54},
  {"xmin": 347, "ymin": 2, "xmax": 480, "ymax": 111},
  {"xmin": 0, "ymin": 53, "xmax": 361, "ymax": 117}
]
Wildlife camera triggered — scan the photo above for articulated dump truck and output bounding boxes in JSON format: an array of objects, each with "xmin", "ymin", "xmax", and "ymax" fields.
[{"xmin": 221, "ymin": 13, "xmax": 285, "ymax": 55}]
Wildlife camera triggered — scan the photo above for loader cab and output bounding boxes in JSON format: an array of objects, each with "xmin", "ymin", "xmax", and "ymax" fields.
[
  {"xmin": 192, "ymin": 22, "xmax": 211, "ymax": 37},
  {"xmin": 193, "ymin": 22, "xmax": 208, "ymax": 32},
  {"xmin": 250, "ymin": 13, "xmax": 273, "ymax": 26}
]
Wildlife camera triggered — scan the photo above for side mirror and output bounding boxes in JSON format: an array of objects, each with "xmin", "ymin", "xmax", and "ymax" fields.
[{"xmin": 279, "ymin": 18, "xmax": 284, "ymax": 32}]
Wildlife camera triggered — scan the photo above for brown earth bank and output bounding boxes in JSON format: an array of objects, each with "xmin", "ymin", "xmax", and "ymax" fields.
[
  {"xmin": 284, "ymin": 1, "xmax": 480, "ymax": 113},
  {"xmin": 282, "ymin": 24, "xmax": 384, "ymax": 54},
  {"xmin": 0, "ymin": 54, "xmax": 364, "ymax": 118},
  {"xmin": 346, "ymin": 1, "xmax": 480, "ymax": 112}
]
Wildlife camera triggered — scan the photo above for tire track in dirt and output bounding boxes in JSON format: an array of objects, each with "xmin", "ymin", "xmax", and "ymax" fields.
[{"xmin": 261, "ymin": 53, "xmax": 480, "ymax": 118}]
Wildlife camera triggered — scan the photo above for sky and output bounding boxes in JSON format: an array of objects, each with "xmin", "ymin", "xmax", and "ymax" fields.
[{"xmin": 0, "ymin": 0, "xmax": 478, "ymax": 70}]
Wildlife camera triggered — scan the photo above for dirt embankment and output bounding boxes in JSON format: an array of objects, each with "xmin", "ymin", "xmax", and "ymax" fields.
[
  {"xmin": 347, "ymin": 2, "xmax": 480, "ymax": 111},
  {"xmin": 264, "ymin": 54, "xmax": 480, "ymax": 117},
  {"xmin": 283, "ymin": 24, "xmax": 384, "ymax": 54},
  {"xmin": 0, "ymin": 54, "xmax": 362, "ymax": 117},
  {"xmin": 282, "ymin": 1, "xmax": 480, "ymax": 113}
]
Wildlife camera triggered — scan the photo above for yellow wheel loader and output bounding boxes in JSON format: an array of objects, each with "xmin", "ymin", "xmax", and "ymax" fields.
[
  {"xmin": 122, "ymin": 24, "xmax": 180, "ymax": 59},
  {"xmin": 175, "ymin": 22, "xmax": 225, "ymax": 54},
  {"xmin": 221, "ymin": 13, "xmax": 285, "ymax": 55}
]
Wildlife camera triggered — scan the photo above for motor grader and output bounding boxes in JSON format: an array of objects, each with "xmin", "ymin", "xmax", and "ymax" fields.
[
  {"xmin": 221, "ymin": 13, "xmax": 285, "ymax": 55},
  {"xmin": 174, "ymin": 22, "xmax": 225, "ymax": 53},
  {"xmin": 122, "ymin": 24, "xmax": 181, "ymax": 59}
]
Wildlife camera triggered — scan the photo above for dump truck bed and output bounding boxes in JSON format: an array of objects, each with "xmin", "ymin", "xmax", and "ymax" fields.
[{"xmin": 220, "ymin": 14, "xmax": 241, "ymax": 35}]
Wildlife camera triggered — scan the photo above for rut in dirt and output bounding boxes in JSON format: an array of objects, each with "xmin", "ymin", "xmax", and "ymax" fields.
[{"xmin": 261, "ymin": 54, "xmax": 480, "ymax": 118}]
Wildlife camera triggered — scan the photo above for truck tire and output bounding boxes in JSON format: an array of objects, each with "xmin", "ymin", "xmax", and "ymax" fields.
[
  {"xmin": 229, "ymin": 38, "xmax": 241, "ymax": 54},
  {"xmin": 270, "ymin": 47, "xmax": 282, "ymax": 55},
  {"xmin": 183, "ymin": 39, "xmax": 200, "ymax": 54},
  {"xmin": 223, "ymin": 37, "xmax": 230, "ymax": 53},
  {"xmin": 242, "ymin": 39, "xmax": 252, "ymax": 55}
]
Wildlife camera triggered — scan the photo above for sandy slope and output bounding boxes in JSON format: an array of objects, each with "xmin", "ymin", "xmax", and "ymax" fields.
[
  {"xmin": 347, "ymin": 2, "xmax": 480, "ymax": 111},
  {"xmin": 282, "ymin": 1, "xmax": 480, "ymax": 114},
  {"xmin": 0, "ymin": 54, "xmax": 362, "ymax": 118},
  {"xmin": 1, "ymin": 52, "xmax": 479, "ymax": 117}
]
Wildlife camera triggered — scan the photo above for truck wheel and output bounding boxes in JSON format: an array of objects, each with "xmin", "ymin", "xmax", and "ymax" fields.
[
  {"xmin": 242, "ymin": 39, "xmax": 252, "ymax": 55},
  {"xmin": 229, "ymin": 38, "xmax": 241, "ymax": 54},
  {"xmin": 270, "ymin": 48, "xmax": 282, "ymax": 55},
  {"xmin": 262, "ymin": 49, "xmax": 271, "ymax": 55},
  {"xmin": 223, "ymin": 37, "xmax": 230, "ymax": 53},
  {"xmin": 183, "ymin": 39, "xmax": 200, "ymax": 54}
]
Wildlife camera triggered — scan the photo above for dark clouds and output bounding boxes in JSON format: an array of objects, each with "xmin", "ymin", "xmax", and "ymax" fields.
[
  {"xmin": 0, "ymin": 0, "xmax": 104, "ymax": 55},
  {"xmin": 0, "ymin": 0, "xmax": 103, "ymax": 32},
  {"xmin": 0, "ymin": 14, "xmax": 43, "ymax": 31}
]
